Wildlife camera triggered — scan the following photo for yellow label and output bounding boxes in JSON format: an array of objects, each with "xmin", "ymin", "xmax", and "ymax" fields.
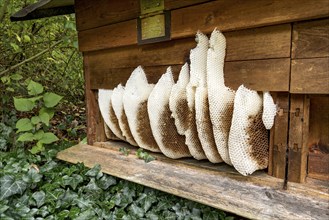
[{"xmin": 141, "ymin": 14, "xmax": 165, "ymax": 40}]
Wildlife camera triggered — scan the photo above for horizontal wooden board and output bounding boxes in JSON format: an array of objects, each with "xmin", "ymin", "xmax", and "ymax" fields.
[
  {"xmin": 83, "ymin": 24, "xmax": 291, "ymax": 64},
  {"xmin": 89, "ymin": 58, "xmax": 290, "ymax": 92},
  {"xmin": 78, "ymin": 20, "xmax": 138, "ymax": 50},
  {"xmin": 171, "ymin": 0, "xmax": 329, "ymax": 39},
  {"xmin": 224, "ymin": 58, "xmax": 290, "ymax": 91},
  {"xmin": 78, "ymin": 18, "xmax": 292, "ymax": 58},
  {"xmin": 75, "ymin": 0, "xmax": 211, "ymax": 31},
  {"xmin": 56, "ymin": 142, "xmax": 329, "ymax": 220},
  {"xmin": 291, "ymin": 58, "xmax": 329, "ymax": 94},
  {"xmin": 90, "ymin": 65, "xmax": 183, "ymax": 90},
  {"xmin": 292, "ymin": 18, "xmax": 329, "ymax": 59}
]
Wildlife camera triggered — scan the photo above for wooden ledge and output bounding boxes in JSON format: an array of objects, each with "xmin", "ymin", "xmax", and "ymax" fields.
[{"xmin": 57, "ymin": 142, "xmax": 329, "ymax": 220}]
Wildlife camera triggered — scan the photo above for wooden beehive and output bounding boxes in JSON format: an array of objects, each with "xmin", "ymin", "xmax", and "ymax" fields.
[{"xmin": 56, "ymin": 0, "xmax": 329, "ymax": 219}]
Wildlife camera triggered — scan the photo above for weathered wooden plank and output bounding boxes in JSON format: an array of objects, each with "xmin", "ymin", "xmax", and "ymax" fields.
[
  {"xmin": 307, "ymin": 95, "xmax": 329, "ymax": 181},
  {"xmin": 269, "ymin": 93, "xmax": 289, "ymax": 179},
  {"xmin": 75, "ymin": 0, "xmax": 139, "ymax": 31},
  {"xmin": 224, "ymin": 58, "xmax": 290, "ymax": 91},
  {"xmin": 89, "ymin": 59, "xmax": 290, "ymax": 91},
  {"xmin": 75, "ymin": 0, "xmax": 212, "ymax": 31},
  {"xmin": 291, "ymin": 58, "xmax": 329, "ymax": 94},
  {"xmin": 83, "ymin": 55, "xmax": 106, "ymax": 145},
  {"xmin": 78, "ymin": 16, "xmax": 292, "ymax": 58},
  {"xmin": 171, "ymin": 0, "xmax": 329, "ymax": 39},
  {"xmin": 292, "ymin": 18, "xmax": 329, "ymax": 59},
  {"xmin": 78, "ymin": 20, "xmax": 138, "ymax": 51},
  {"xmin": 308, "ymin": 153, "xmax": 329, "ymax": 181},
  {"xmin": 79, "ymin": 24, "xmax": 291, "ymax": 58},
  {"xmin": 56, "ymin": 142, "xmax": 329, "ymax": 220},
  {"xmin": 90, "ymin": 65, "xmax": 182, "ymax": 90},
  {"xmin": 288, "ymin": 95, "xmax": 310, "ymax": 183}
]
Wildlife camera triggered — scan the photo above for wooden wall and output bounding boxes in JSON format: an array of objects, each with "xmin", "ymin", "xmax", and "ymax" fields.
[{"xmin": 74, "ymin": 0, "xmax": 329, "ymax": 182}]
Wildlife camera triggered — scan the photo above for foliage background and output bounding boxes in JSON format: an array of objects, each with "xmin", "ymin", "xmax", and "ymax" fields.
[{"xmin": 1, "ymin": 0, "xmax": 86, "ymax": 151}]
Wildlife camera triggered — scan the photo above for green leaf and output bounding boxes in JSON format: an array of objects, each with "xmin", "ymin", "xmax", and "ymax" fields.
[
  {"xmin": 16, "ymin": 118, "xmax": 33, "ymax": 133},
  {"xmin": 11, "ymin": 73, "xmax": 23, "ymax": 81},
  {"xmin": 40, "ymin": 107, "xmax": 55, "ymax": 119},
  {"xmin": 27, "ymin": 80, "xmax": 44, "ymax": 95},
  {"xmin": 0, "ymin": 175, "xmax": 27, "ymax": 200},
  {"xmin": 32, "ymin": 191, "xmax": 46, "ymax": 208},
  {"xmin": 128, "ymin": 203, "xmax": 144, "ymax": 218},
  {"xmin": 39, "ymin": 132, "xmax": 58, "ymax": 144},
  {"xmin": 39, "ymin": 112, "xmax": 50, "ymax": 126},
  {"xmin": 14, "ymin": 98, "xmax": 35, "ymax": 111},
  {"xmin": 136, "ymin": 148, "xmax": 156, "ymax": 163},
  {"xmin": 85, "ymin": 164, "xmax": 101, "ymax": 177},
  {"xmin": 31, "ymin": 116, "xmax": 41, "ymax": 124},
  {"xmin": 28, "ymin": 95, "xmax": 43, "ymax": 103},
  {"xmin": 119, "ymin": 147, "xmax": 130, "ymax": 156},
  {"xmin": 23, "ymin": 35, "xmax": 31, "ymax": 42},
  {"xmin": 97, "ymin": 175, "xmax": 117, "ymax": 190},
  {"xmin": 34, "ymin": 130, "xmax": 45, "ymax": 140},
  {"xmin": 61, "ymin": 174, "xmax": 83, "ymax": 190},
  {"xmin": 17, "ymin": 132, "xmax": 35, "ymax": 142},
  {"xmin": 30, "ymin": 142, "xmax": 45, "ymax": 154},
  {"xmin": 43, "ymin": 92, "xmax": 63, "ymax": 108},
  {"xmin": 22, "ymin": 168, "xmax": 42, "ymax": 184},
  {"xmin": 203, "ymin": 210, "xmax": 220, "ymax": 220},
  {"xmin": 10, "ymin": 42, "xmax": 20, "ymax": 52}
]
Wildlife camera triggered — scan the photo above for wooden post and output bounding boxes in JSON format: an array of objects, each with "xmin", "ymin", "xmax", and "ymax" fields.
[
  {"xmin": 268, "ymin": 93, "xmax": 289, "ymax": 179},
  {"xmin": 83, "ymin": 54, "xmax": 106, "ymax": 145},
  {"xmin": 288, "ymin": 94, "xmax": 310, "ymax": 183}
]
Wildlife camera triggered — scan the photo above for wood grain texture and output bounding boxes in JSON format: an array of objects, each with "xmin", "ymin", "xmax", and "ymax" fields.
[
  {"xmin": 291, "ymin": 58, "xmax": 329, "ymax": 94},
  {"xmin": 288, "ymin": 95, "xmax": 310, "ymax": 183},
  {"xmin": 75, "ymin": 0, "xmax": 212, "ymax": 31},
  {"xmin": 88, "ymin": 58, "xmax": 290, "ymax": 91},
  {"xmin": 78, "ymin": 20, "xmax": 138, "ymax": 51},
  {"xmin": 171, "ymin": 0, "xmax": 329, "ymax": 39},
  {"xmin": 308, "ymin": 153, "xmax": 329, "ymax": 181},
  {"xmin": 57, "ymin": 142, "xmax": 329, "ymax": 220},
  {"xmin": 224, "ymin": 58, "xmax": 290, "ymax": 91},
  {"xmin": 90, "ymin": 65, "xmax": 182, "ymax": 90},
  {"xmin": 307, "ymin": 96, "xmax": 329, "ymax": 180},
  {"xmin": 83, "ymin": 55, "xmax": 106, "ymax": 145},
  {"xmin": 269, "ymin": 93, "xmax": 289, "ymax": 179},
  {"xmin": 75, "ymin": 0, "xmax": 139, "ymax": 31},
  {"xmin": 292, "ymin": 18, "xmax": 329, "ymax": 59}
]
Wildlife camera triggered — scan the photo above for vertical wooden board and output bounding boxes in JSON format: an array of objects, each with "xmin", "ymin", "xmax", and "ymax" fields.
[
  {"xmin": 269, "ymin": 93, "xmax": 289, "ymax": 179},
  {"xmin": 83, "ymin": 54, "xmax": 106, "ymax": 144},
  {"xmin": 307, "ymin": 96, "xmax": 329, "ymax": 180},
  {"xmin": 292, "ymin": 18, "xmax": 329, "ymax": 59},
  {"xmin": 290, "ymin": 58, "xmax": 329, "ymax": 94},
  {"xmin": 171, "ymin": 0, "xmax": 329, "ymax": 39},
  {"xmin": 288, "ymin": 95, "xmax": 310, "ymax": 183}
]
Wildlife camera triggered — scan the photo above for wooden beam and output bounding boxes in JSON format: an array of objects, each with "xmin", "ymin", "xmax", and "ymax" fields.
[
  {"xmin": 292, "ymin": 18, "xmax": 329, "ymax": 59},
  {"xmin": 171, "ymin": 0, "xmax": 329, "ymax": 39},
  {"xmin": 291, "ymin": 58, "xmax": 329, "ymax": 94},
  {"xmin": 288, "ymin": 95, "xmax": 310, "ymax": 183},
  {"xmin": 269, "ymin": 93, "xmax": 289, "ymax": 179},
  {"xmin": 75, "ymin": 0, "xmax": 211, "ymax": 31},
  {"xmin": 83, "ymin": 54, "xmax": 106, "ymax": 145},
  {"xmin": 56, "ymin": 142, "xmax": 329, "ymax": 220},
  {"xmin": 89, "ymin": 58, "xmax": 290, "ymax": 92}
]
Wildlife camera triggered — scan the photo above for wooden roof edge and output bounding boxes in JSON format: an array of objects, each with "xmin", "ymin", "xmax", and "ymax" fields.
[{"xmin": 10, "ymin": 0, "xmax": 74, "ymax": 22}]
